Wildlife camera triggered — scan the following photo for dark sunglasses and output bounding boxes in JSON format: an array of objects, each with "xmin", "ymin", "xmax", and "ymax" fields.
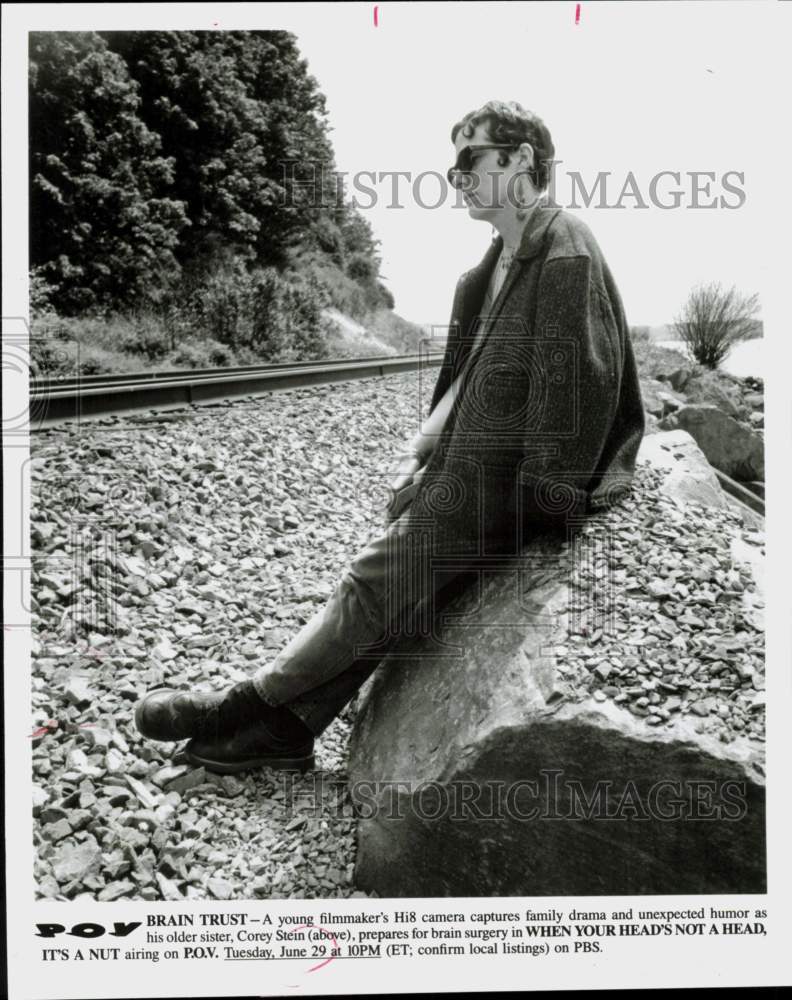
[{"xmin": 447, "ymin": 144, "xmax": 518, "ymax": 188}]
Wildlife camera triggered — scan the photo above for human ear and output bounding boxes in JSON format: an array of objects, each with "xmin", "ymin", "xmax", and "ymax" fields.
[{"xmin": 517, "ymin": 141, "xmax": 535, "ymax": 172}]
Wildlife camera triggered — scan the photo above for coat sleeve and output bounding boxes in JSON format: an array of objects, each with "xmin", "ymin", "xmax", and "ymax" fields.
[{"xmin": 516, "ymin": 254, "xmax": 623, "ymax": 526}]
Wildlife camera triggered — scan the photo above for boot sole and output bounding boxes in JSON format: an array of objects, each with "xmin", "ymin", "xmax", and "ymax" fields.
[{"xmin": 183, "ymin": 744, "xmax": 315, "ymax": 775}]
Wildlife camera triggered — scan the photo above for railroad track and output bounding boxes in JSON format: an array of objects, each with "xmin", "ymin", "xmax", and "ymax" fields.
[
  {"xmin": 29, "ymin": 352, "xmax": 444, "ymax": 430},
  {"xmin": 711, "ymin": 468, "xmax": 765, "ymax": 519},
  {"xmin": 28, "ymin": 352, "xmax": 764, "ymax": 519}
]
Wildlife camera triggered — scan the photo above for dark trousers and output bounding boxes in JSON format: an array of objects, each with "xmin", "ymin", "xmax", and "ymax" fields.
[{"xmin": 252, "ymin": 500, "xmax": 473, "ymax": 736}]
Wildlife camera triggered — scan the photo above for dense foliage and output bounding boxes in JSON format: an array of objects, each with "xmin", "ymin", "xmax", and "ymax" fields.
[
  {"xmin": 29, "ymin": 30, "xmax": 396, "ymax": 369},
  {"xmin": 29, "ymin": 32, "xmax": 188, "ymax": 314}
]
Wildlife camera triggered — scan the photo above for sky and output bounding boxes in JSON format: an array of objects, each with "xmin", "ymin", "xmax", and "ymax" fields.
[
  {"xmin": 289, "ymin": 1, "xmax": 777, "ymax": 329},
  {"xmin": 1, "ymin": 1, "xmax": 782, "ymax": 333}
]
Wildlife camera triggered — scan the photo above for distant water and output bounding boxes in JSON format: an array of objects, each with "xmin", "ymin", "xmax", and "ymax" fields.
[{"xmin": 657, "ymin": 339, "xmax": 763, "ymax": 379}]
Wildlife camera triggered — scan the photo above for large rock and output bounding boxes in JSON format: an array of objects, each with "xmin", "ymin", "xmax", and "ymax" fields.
[
  {"xmin": 348, "ymin": 446, "xmax": 765, "ymax": 898},
  {"xmin": 637, "ymin": 430, "xmax": 730, "ymax": 510},
  {"xmin": 640, "ymin": 378, "xmax": 687, "ymax": 418},
  {"xmin": 661, "ymin": 365, "xmax": 698, "ymax": 392},
  {"xmin": 682, "ymin": 370, "xmax": 748, "ymax": 419},
  {"xmin": 658, "ymin": 404, "xmax": 764, "ymax": 481}
]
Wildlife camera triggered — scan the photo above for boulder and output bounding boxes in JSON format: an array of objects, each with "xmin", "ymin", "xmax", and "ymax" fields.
[
  {"xmin": 348, "ymin": 446, "xmax": 765, "ymax": 897},
  {"xmin": 643, "ymin": 346, "xmax": 698, "ymax": 387},
  {"xmin": 682, "ymin": 370, "xmax": 747, "ymax": 419},
  {"xmin": 639, "ymin": 378, "xmax": 687, "ymax": 418},
  {"xmin": 348, "ymin": 553, "xmax": 764, "ymax": 896},
  {"xmin": 663, "ymin": 365, "xmax": 697, "ymax": 392},
  {"xmin": 637, "ymin": 430, "xmax": 729, "ymax": 510},
  {"xmin": 658, "ymin": 405, "xmax": 764, "ymax": 481}
]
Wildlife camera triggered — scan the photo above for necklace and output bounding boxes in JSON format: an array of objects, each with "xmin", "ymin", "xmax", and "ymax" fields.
[{"xmin": 499, "ymin": 246, "xmax": 516, "ymax": 269}]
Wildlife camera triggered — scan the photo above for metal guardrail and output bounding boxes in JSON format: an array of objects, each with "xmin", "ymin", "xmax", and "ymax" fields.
[{"xmin": 29, "ymin": 353, "xmax": 445, "ymax": 429}]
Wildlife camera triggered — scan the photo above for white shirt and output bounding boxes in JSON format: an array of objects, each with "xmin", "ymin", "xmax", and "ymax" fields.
[
  {"xmin": 474, "ymin": 243, "xmax": 517, "ymax": 352},
  {"xmin": 412, "ymin": 243, "xmax": 517, "ymax": 480}
]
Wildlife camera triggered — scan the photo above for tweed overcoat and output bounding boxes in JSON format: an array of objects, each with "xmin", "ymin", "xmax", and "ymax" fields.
[{"xmin": 405, "ymin": 200, "xmax": 646, "ymax": 561}]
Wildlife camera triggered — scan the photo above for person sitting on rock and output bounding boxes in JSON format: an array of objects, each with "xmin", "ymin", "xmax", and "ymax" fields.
[{"xmin": 135, "ymin": 99, "xmax": 645, "ymax": 774}]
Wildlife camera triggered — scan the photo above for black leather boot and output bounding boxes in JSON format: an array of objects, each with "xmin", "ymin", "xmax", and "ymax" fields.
[{"xmin": 134, "ymin": 679, "xmax": 310, "ymax": 745}]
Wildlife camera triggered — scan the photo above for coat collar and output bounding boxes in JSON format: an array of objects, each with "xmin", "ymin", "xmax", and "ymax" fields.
[
  {"xmin": 463, "ymin": 196, "xmax": 561, "ymax": 281},
  {"xmin": 450, "ymin": 198, "xmax": 562, "ymax": 385},
  {"xmin": 489, "ymin": 195, "xmax": 562, "ymax": 264},
  {"xmin": 515, "ymin": 195, "xmax": 563, "ymax": 259}
]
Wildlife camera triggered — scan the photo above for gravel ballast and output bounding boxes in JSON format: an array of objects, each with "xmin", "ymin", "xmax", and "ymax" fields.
[{"xmin": 29, "ymin": 374, "xmax": 765, "ymax": 901}]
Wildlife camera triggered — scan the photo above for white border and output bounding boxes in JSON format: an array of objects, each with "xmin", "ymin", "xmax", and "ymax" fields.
[{"xmin": 3, "ymin": 3, "xmax": 792, "ymax": 997}]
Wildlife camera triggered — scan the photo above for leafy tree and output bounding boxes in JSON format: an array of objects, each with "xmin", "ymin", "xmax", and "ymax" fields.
[
  {"xmin": 29, "ymin": 31, "xmax": 188, "ymax": 314},
  {"xmin": 29, "ymin": 28, "xmax": 397, "ymax": 357},
  {"xmin": 98, "ymin": 30, "xmax": 340, "ymax": 271},
  {"xmin": 672, "ymin": 282, "xmax": 761, "ymax": 368},
  {"xmin": 338, "ymin": 199, "xmax": 383, "ymax": 270}
]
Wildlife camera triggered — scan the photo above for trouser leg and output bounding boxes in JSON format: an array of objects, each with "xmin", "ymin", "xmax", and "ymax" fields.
[
  {"xmin": 251, "ymin": 505, "xmax": 472, "ymax": 737},
  {"xmin": 280, "ymin": 569, "xmax": 474, "ymax": 737}
]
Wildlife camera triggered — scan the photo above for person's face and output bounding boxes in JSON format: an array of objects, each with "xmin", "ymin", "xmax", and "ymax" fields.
[{"xmin": 451, "ymin": 122, "xmax": 525, "ymax": 222}]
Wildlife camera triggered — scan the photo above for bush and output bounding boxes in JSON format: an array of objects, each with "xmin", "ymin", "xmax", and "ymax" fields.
[
  {"xmin": 113, "ymin": 312, "xmax": 173, "ymax": 361},
  {"xmin": 29, "ymin": 309, "xmax": 173, "ymax": 375},
  {"xmin": 76, "ymin": 344, "xmax": 131, "ymax": 375},
  {"xmin": 171, "ymin": 258, "xmax": 334, "ymax": 362},
  {"xmin": 346, "ymin": 252, "xmax": 377, "ymax": 283},
  {"xmin": 207, "ymin": 342, "xmax": 238, "ymax": 367},
  {"xmin": 312, "ymin": 217, "xmax": 346, "ymax": 268},
  {"xmin": 28, "ymin": 241, "xmax": 400, "ymax": 376},
  {"xmin": 673, "ymin": 282, "xmax": 761, "ymax": 369},
  {"xmin": 163, "ymin": 338, "xmax": 238, "ymax": 369}
]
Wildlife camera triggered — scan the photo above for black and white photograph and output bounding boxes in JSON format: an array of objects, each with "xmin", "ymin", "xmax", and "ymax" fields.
[{"xmin": 3, "ymin": 1, "xmax": 791, "ymax": 996}]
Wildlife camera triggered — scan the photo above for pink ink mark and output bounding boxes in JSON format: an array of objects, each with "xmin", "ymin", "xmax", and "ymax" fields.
[
  {"xmin": 374, "ymin": 5, "xmax": 379, "ymax": 27},
  {"xmin": 575, "ymin": 3, "xmax": 581, "ymax": 24},
  {"xmin": 30, "ymin": 720, "xmax": 94, "ymax": 739},
  {"xmin": 287, "ymin": 924, "xmax": 338, "ymax": 974},
  {"xmin": 30, "ymin": 720, "xmax": 59, "ymax": 739}
]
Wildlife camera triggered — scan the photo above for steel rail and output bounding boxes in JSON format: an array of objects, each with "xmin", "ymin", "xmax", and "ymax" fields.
[
  {"xmin": 712, "ymin": 467, "xmax": 765, "ymax": 519},
  {"xmin": 31, "ymin": 352, "xmax": 414, "ymax": 392},
  {"xmin": 28, "ymin": 354, "xmax": 765, "ymax": 518},
  {"xmin": 30, "ymin": 353, "xmax": 445, "ymax": 429}
]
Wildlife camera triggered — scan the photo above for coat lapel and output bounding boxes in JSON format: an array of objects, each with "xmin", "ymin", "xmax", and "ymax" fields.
[
  {"xmin": 450, "ymin": 238, "xmax": 502, "ymax": 379},
  {"xmin": 456, "ymin": 200, "xmax": 563, "ymax": 377}
]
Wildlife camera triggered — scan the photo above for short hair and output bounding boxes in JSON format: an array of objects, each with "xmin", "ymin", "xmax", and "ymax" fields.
[{"xmin": 450, "ymin": 100, "xmax": 555, "ymax": 191}]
